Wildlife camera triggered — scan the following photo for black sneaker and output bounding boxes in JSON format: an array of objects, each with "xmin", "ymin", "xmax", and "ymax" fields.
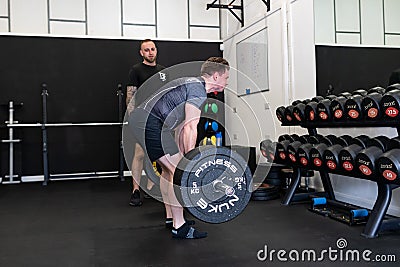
[
  {"xmin": 172, "ymin": 223, "xmax": 207, "ymax": 239},
  {"xmin": 129, "ymin": 190, "xmax": 142, "ymax": 206},
  {"xmin": 143, "ymin": 191, "xmax": 152, "ymax": 199},
  {"xmin": 144, "ymin": 186, "xmax": 161, "ymax": 199}
]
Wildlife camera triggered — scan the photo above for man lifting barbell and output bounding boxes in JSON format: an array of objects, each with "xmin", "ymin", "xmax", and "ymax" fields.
[{"xmin": 127, "ymin": 57, "xmax": 230, "ymax": 239}]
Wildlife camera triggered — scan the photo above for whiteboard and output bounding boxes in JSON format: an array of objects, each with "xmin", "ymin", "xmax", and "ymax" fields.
[{"xmin": 236, "ymin": 27, "xmax": 269, "ymax": 96}]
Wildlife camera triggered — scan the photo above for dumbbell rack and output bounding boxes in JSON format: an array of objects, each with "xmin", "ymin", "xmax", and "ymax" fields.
[
  {"xmin": 1, "ymin": 101, "xmax": 23, "ymax": 184},
  {"xmin": 280, "ymin": 120, "xmax": 400, "ymax": 238}
]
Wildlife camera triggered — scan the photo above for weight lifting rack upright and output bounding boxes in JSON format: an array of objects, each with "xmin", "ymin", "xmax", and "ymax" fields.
[
  {"xmin": 39, "ymin": 83, "xmax": 127, "ymax": 186},
  {"xmin": 4, "ymin": 83, "xmax": 126, "ymax": 186},
  {"xmin": 280, "ymin": 119, "xmax": 400, "ymax": 238}
]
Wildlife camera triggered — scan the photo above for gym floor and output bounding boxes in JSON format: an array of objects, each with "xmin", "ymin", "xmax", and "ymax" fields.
[{"xmin": 0, "ymin": 178, "xmax": 399, "ymax": 267}]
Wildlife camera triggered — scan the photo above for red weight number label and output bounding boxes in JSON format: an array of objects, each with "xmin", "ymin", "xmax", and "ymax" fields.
[
  {"xmin": 319, "ymin": 112, "xmax": 328, "ymax": 120},
  {"xmin": 294, "ymin": 112, "xmax": 302, "ymax": 121},
  {"xmin": 269, "ymin": 153, "xmax": 275, "ymax": 161},
  {"xmin": 313, "ymin": 158, "xmax": 322, "ymax": 167},
  {"xmin": 342, "ymin": 161, "xmax": 353, "ymax": 171},
  {"xmin": 359, "ymin": 165, "xmax": 372, "ymax": 176},
  {"xmin": 383, "ymin": 170, "xmax": 397, "ymax": 181},
  {"xmin": 309, "ymin": 111, "xmax": 315, "ymax": 121},
  {"xmin": 348, "ymin": 109, "xmax": 359, "ymax": 119},
  {"xmin": 385, "ymin": 107, "xmax": 399, "ymax": 118},
  {"xmin": 367, "ymin": 108, "xmax": 378, "ymax": 118},
  {"xmin": 334, "ymin": 109, "xmax": 343, "ymax": 119},
  {"xmin": 300, "ymin": 157, "xmax": 308, "ymax": 166},
  {"xmin": 327, "ymin": 160, "xmax": 337, "ymax": 170}
]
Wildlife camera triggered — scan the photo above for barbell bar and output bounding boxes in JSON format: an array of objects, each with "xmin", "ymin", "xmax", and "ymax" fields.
[{"xmin": 7, "ymin": 122, "xmax": 128, "ymax": 128}]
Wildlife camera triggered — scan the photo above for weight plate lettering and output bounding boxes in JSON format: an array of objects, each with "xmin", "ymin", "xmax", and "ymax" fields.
[{"xmin": 173, "ymin": 146, "xmax": 252, "ymax": 224}]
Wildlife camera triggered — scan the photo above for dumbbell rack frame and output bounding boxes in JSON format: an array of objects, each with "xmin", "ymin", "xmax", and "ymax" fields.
[{"xmin": 280, "ymin": 120, "xmax": 400, "ymax": 238}]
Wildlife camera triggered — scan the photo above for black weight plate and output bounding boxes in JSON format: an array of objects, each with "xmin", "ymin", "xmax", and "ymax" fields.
[
  {"xmin": 172, "ymin": 148, "xmax": 202, "ymax": 190},
  {"xmin": 264, "ymin": 178, "xmax": 282, "ymax": 186},
  {"xmin": 173, "ymin": 146, "xmax": 252, "ymax": 224},
  {"xmin": 251, "ymin": 193, "xmax": 280, "ymax": 201},
  {"xmin": 252, "ymin": 184, "xmax": 279, "ymax": 194},
  {"xmin": 252, "ymin": 186, "xmax": 279, "ymax": 193},
  {"xmin": 144, "ymin": 157, "xmax": 161, "ymax": 185},
  {"xmin": 252, "ymin": 189, "xmax": 279, "ymax": 197},
  {"xmin": 265, "ymin": 170, "xmax": 281, "ymax": 179}
]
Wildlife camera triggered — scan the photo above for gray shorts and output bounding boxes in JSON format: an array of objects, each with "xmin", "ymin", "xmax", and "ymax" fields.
[{"xmin": 128, "ymin": 108, "xmax": 179, "ymax": 162}]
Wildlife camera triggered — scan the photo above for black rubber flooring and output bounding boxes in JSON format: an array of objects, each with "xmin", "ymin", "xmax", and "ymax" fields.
[{"xmin": 0, "ymin": 178, "xmax": 399, "ymax": 267}]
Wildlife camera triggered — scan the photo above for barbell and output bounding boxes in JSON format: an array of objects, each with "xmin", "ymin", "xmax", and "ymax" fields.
[
  {"xmin": 7, "ymin": 122, "xmax": 127, "ymax": 127},
  {"xmin": 8, "ymin": 122, "xmax": 254, "ymax": 223},
  {"xmin": 146, "ymin": 145, "xmax": 253, "ymax": 224}
]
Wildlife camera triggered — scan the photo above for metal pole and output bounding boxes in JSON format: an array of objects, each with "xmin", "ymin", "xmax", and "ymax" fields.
[
  {"xmin": 117, "ymin": 84, "xmax": 125, "ymax": 181},
  {"xmin": 2, "ymin": 101, "xmax": 21, "ymax": 184},
  {"xmin": 361, "ymin": 183, "xmax": 392, "ymax": 238},
  {"xmin": 9, "ymin": 101, "xmax": 14, "ymax": 183},
  {"xmin": 281, "ymin": 168, "xmax": 301, "ymax": 205},
  {"xmin": 41, "ymin": 84, "xmax": 49, "ymax": 186}
]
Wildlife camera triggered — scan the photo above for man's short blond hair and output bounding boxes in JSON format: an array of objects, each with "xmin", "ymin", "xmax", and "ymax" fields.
[{"xmin": 201, "ymin": 57, "xmax": 230, "ymax": 76}]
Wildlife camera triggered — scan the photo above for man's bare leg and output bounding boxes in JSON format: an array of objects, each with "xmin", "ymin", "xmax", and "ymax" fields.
[
  {"xmin": 157, "ymin": 153, "xmax": 185, "ymax": 228},
  {"xmin": 129, "ymin": 144, "xmax": 144, "ymax": 206},
  {"xmin": 131, "ymin": 143, "xmax": 144, "ymax": 192},
  {"xmin": 157, "ymin": 153, "xmax": 207, "ymax": 238}
]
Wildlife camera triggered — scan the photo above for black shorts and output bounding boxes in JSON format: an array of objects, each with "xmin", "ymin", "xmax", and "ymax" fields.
[{"xmin": 128, "ymin": 108, "xmax": 179, "ymax": 162}]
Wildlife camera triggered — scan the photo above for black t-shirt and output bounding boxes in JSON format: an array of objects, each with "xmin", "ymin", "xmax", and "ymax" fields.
[{"xmin": 127, "ymin": 62, "xmax": 167, "ymax": 105}]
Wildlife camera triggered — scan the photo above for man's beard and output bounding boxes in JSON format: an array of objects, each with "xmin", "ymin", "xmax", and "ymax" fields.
[{"xmin": 144, "ymin": 56, "xmax": 156, "ymax": 63}]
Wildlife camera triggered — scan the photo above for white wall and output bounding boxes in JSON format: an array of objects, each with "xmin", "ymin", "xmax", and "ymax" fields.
[
  {"xmin": 220, "ymin": 0, "xmax": 272, "ymax": 40},
  {"xmin": 0, "ymin": 0, "xmax": 220, "ymax": 41},
  {"xmin": 288, "ymin": 0, "xmax": 316, "ymax": 103},
  {"xmin": 10, "ymin": 0, "xmax": 48, "ymax": 34},
  {"xmin": 222, "ymin": 0, "xmax": 287, "ymax": 159},
  {"xmin": 314, "ymin": 0, "xmax": 400, "ymax": 46},
  {"xmin": 222, "ymin": 15, "xmax": 281, "ymax": 151},
  {"xmin": 50, "ymin": 0, "xmax": 87, "ymax": 36},
  {"xmin": 222, "ymin": 0, "xmax": 315, "ymax": 158}
]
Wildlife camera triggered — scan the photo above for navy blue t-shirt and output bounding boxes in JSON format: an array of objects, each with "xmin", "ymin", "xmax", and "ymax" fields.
[{"xmin": 141, "ymin": 77, "xmax": 207, "ymax": 129}]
